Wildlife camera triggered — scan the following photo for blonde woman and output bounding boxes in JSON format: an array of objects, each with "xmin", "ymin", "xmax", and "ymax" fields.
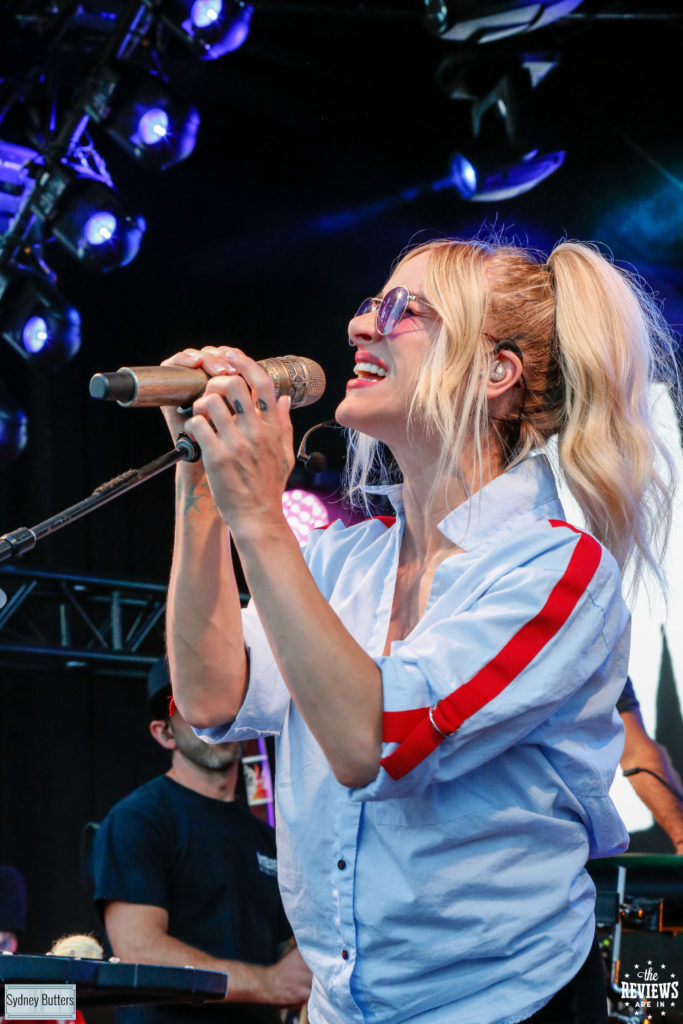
[{"xmin": 162, "ymin": 238, "xmax": 679, "ymax": 1024}]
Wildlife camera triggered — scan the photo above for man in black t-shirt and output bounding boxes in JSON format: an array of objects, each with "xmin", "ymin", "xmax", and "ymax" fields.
[{"xmin": 88, "ymin": 659, "xmax": 311, "ymax": 1024}]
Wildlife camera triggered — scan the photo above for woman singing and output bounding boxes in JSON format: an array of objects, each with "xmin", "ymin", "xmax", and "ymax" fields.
[{"xmin": 162, "ymin": 238, "xmax": 679, "ymax": 1024}]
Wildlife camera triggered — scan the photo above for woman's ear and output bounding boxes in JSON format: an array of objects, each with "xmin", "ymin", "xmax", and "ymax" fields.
[{"xmin": 486, "ymin": 349, "xmax": 523, "ymax": 397}]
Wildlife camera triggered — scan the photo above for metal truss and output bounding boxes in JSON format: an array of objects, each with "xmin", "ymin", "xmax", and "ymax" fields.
[{"xmin": 0, "ymin": 565, "xmax": 168, "ymax": 676}]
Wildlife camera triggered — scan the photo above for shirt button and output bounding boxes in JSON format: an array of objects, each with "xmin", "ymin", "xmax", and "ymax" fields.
[
  {"xmin": 341, "ymin": 949, "xmax": 349, "ymax": 960},
  {"xmin": 337, "ymin": 859, "xmax": 346, "ymax": 870}
]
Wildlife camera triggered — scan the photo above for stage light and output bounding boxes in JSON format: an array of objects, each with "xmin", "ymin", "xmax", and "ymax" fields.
[
  {"xmin": 282, "ymin": 489, "xmax": 329, "ymax": 547},
  {"xmin": 0, "ymin": 386, "xmax": 28, "ymax": 469},
  {"xmin": 41, "ymin": 176, "xmax": 145, "ymax": 271},
  {"xmin": 0, "ymin": 141, "xmax": 38, "ymax": 235},
  {"xmin": 422, "ymin": 1, "xmax": 584, "ymax": 44},
  {"xmin": 181, "ymin": 0, "xmax": 254, "ymax": 59},
  {"xmin": 450, "ymin": 154, "xmax": 478, "ymax": 199},
  {"xmin": 99, "ymin": 77, "xmax": 201, "ymax": 170},
  {"xmin": 0, "ymin": 270, "xmax": 81, "ymax": 371},
  {"xmin": 450, "ymin": 147, "xmax": 565, "ymax": 201}
]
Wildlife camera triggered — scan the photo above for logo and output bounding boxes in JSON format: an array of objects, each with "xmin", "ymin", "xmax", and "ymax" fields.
[
  {"xmin": 619, "ymin": 961, "xmax": 679, "ymax": 1018},
  {"xmin": 257, "ymin": 852, "xmax": 278, "ymax": 877}
]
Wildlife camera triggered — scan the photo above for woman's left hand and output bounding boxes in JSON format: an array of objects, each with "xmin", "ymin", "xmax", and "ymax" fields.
[{"xmin": 185, "ymin": 348, "xmax": 295, "ymax": 539}]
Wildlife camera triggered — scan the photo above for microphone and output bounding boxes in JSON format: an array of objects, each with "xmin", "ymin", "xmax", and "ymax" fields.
[{"xmin": 89, "ymin": 355, "xmax": 326, "ymax": 410}]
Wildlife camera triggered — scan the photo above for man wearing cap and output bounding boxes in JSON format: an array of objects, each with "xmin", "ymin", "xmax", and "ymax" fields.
[{"xmin": 88, "ymin": 659, "xmax": 311, "ymax": 1024}]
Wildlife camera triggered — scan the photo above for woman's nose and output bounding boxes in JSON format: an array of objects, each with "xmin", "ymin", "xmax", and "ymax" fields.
[{"xmin": 347, "ymin": 312, "xmax": 380, "ymax": 347}]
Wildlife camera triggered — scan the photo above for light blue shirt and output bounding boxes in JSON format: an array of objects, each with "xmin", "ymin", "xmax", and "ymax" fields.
[{"xmin": 198, "ymin": 455, "xmax": 629, "ymax": 1024}]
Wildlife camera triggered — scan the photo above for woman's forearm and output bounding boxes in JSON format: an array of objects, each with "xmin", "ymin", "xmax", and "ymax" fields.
[{"xmin": 167, "ymin": 464, "xmax": 248, "ymax": 728}]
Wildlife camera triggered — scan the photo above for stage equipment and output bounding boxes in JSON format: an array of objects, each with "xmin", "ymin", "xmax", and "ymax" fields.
[
  {"xmin": 0, "ymin": 952, "xmax": 226, "ymax": 1007},
  {"xmin": 0, "ymin": 356, "xmax": 324, "ymax": 563},
  {"xmin": 176, "ymin": 0, "xmax": 254, "ymax": 59},
  {"xmin": 421, "ymin": 0, "xmax": 584, "ymax": 43},
  {"xmin": 282, "ymin": 489, "xmax": 329, "ymax": 546},
  {"xmin": 0, "ymin": 269, "xmax": 81, "ymax": 370},
  {"xmin": 0, "ymin": 385, "xmax": 28, "ymax": 469},
  {"xmin": 437, "ymin": 51, "xmax": 565, "ymax": 201},
  {"xmin": 37, "ymin": 170, "xmax": 146, "ymax": 271},
  {"xmin": 450, "ymin": 147, "xmax": 565, "ymax": 201},
  {"xmin": 89, "ymin": 356, "xmax": 326, "ymax": 409},
  {"xmin": 0, "ymin": 434, "xmax": 201, "ymax": 565},
  {"xmin": 87, "ymin": 71, "xmax": 201, "ymax": 170},
  {"xmin": 0, "ymin": 141, "xmax": 39, "ymax": 236}
]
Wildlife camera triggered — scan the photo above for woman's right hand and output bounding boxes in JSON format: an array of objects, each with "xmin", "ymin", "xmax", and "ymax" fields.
[{"xmin": 160, "ymin": 345, "xmax": 237, "ymax": 442}]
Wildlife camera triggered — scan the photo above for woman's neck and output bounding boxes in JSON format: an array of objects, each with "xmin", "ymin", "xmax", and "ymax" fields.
[{"xmin": 394, "ymin": 439, "xmax": 505, "ymax": 563}]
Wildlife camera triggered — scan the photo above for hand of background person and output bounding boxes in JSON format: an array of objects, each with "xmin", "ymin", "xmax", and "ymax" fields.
[{"xmin": 263, "ymin": 946, "xmax": 312, "ymax": 1007}]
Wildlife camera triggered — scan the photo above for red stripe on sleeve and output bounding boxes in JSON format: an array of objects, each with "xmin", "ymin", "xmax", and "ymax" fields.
[
  {"xmin": 380, "ymin": 524, "xmax": 602, "ymax": 780},
  {"xmin": 383, "ymin": 706, "xmax": 429, "ymax": 742}
]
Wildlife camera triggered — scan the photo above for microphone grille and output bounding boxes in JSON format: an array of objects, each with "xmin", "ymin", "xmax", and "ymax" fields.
[{"xmin": 260, "ymin": 355, "xmax": 326, "ymax": 409}]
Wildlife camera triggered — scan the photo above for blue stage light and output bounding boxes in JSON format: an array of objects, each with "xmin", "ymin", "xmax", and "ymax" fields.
[
  {"xmin": 181, "ymin": 0, "xmax": 253, "ymax": 59},
  {"xmin": 0, "ymin": 388, "xmax": 28, "ymax": 469},
  {"xmin": 22, "ymin": 316, "xmax": 49, "ymax": 354},
  {"xmin": 450, "ymin": 154, "xmax": 478, "ymax": 199},
  {"xmin": 85, "ymin": 211, "xmax": 117, "ymax": 245},
  {"xmin": 46, "ymin": 178, "xmax": 145, "ymax": 271},
  {"xmin": 0, "ymin": 270, "xmax": 81, "ymax": 371},
  {"xmin": 192, "ymin": 0, "xmax": 222, "ymax": 28},
  {"xmin": 138, "ymin": 108, "xmax": 170, "ymax": 145},
  {"xmin": 102, "ymin": 79, "xmax": 200, "ymax": 170}
]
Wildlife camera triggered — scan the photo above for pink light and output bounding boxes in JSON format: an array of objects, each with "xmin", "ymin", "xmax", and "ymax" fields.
[{"xmin": 282, "ymin": 489, "xmax": 329, "ymax": 546}]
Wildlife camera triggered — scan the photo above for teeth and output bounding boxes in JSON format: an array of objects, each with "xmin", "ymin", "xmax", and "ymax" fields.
[{"xmin": 354, "ymin": 362, "xmax": 387, "ymax": 378}]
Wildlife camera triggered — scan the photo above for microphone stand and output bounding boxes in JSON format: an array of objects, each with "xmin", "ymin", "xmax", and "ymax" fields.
[{"xmin": 0, "ymin": 434, "xmax": 200, "ymax": 565}]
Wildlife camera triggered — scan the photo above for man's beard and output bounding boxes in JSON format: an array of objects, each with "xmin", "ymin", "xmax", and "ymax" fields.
[{"xmin": 174, "ymin": 733, "xmax": 245, "ymax": 772}]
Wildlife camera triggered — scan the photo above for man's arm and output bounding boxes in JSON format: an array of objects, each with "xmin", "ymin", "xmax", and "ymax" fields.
[
  {"xmin": 103, "ymin": 902, "xmax": 311, "ymax": 1007},
  {"xmin": 620, "ymin": 708, "xmax": 683, "ymax": 854}
]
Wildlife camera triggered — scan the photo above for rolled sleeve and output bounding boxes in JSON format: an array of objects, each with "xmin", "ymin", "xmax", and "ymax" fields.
[{"xmin": 194, "ymin": 601, "xmax": 290, "ymax": 744}]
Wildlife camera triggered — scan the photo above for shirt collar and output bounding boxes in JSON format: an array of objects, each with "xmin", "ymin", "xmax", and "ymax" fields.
[{"xmin": 367, "ymin": 454, "xmax": 564, "ymax": 550}]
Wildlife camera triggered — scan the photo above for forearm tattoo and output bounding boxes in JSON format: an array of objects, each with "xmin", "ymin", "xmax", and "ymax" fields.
[{"xmin": 180, "ymin": 478, "xmax": 216, "ymax": 516}]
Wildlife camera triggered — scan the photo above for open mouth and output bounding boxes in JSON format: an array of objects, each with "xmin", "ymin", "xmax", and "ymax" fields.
[{"xmin": 353, "ymin": 361, "xmax": 388, "ymax": 382}]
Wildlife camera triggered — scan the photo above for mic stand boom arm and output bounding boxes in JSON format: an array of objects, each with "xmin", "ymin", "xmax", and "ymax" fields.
[{"xmin": 0, "ymin": 435, "xmax": 200, "ymax": 564}]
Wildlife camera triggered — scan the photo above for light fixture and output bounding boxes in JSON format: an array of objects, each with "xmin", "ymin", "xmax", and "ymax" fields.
[
  {"xmin": 438, "ymin": 52, "xmax": 565, "ymax": 201},
  {"xmin": 0, "ymin": 269, "xmax": 81, "ymax": 371},
  {"xmin": 282, "ymin": 489, "xmax": 330, "ymax": 547},
  {"xmin": 0, "ymin": 383, "xmax": 28, "ymax": 469},
  {"xmin": 422, "ymin": 0, "xmax": 584, "ymax": 44},
  {"xmin": 0, "ymin": 141, "xmax": 38, "ymax": 236},
  {"xmin": 450, "ymin": 147, "xmax": 565, "ymax": 201},
  {"xmin": 90, "ymin": 74, "xmax": 201, "ymax": 170},
  {"xmin": 38, "ymin": 172, "xmax": 146, "ymax": 272},
  {"xmin": 180, "ymin": 0, "xmax": 254, "ymax": 59}
]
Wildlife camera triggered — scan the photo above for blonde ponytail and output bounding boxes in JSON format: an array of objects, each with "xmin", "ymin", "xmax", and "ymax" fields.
[{"xmin": 547, "ymin": 241, "xmax": 680, "ymax": 591}]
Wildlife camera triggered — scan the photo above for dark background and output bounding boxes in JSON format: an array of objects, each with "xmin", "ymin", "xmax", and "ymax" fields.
[{"xmin": 0, "ymin": 0, "xmax": 682, "ymax": 989}]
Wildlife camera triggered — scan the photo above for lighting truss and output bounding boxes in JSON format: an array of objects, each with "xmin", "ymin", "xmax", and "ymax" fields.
[{"xmin": 0, "ymin": 566, "xmax": 169, "ymax": 676}]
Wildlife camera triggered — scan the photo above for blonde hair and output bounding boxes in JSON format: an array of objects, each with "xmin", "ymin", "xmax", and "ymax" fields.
[{"xmin": 344, "ymin": 237, "xmax": 680, "ymax": 590}]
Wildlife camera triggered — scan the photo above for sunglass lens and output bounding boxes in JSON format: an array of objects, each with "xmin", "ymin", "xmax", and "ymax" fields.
[
  {"xmin": 377, "ymin": 286, "xmax": 409, "ymax": 335},
  {"xmin": 355, "ymin": 297, "xmax": 376, "ymax": 317}
]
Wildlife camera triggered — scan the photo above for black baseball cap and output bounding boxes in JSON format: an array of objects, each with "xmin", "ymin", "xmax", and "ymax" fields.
[{"xmin": 147, "ymin": 657, "xmax": 172, "ymax": 719}]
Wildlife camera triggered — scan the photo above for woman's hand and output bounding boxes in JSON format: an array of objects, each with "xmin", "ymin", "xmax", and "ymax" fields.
[
  {"xmin": 160, "ymin": 345, "xmax": 236, "ymax": 443},
  {"xmin": 184, "ymin": 347, "xmax": 295, "ymax": 538}
]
